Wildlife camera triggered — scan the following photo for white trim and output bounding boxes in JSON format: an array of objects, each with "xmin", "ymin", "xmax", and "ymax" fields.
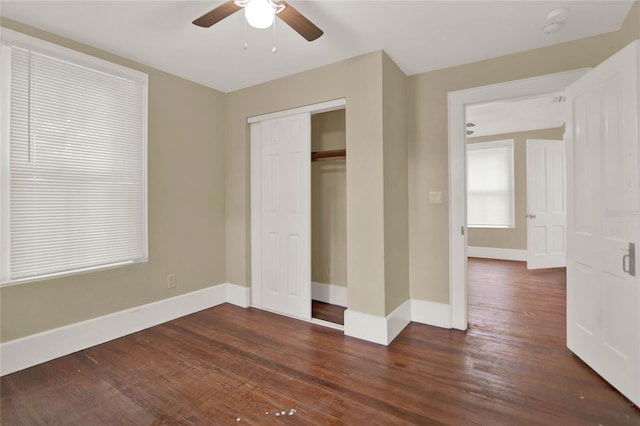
[
  {"xmin": 344, "ymin": 309, "xmax": 388, "ymax": 345},
  {"xmin": 0, "ymin": 45, "xmax": 11, "ymax": 280},
  {"xmin": 247, "ymin": 98, "xmax": 346, "ymax": 124},
  {"xmin": 0, "ymin": 283, "xmax": 245, "ymax": 376},
  {"xmin": 411, "ymin": 299, "xmax": 451, "ymax": 329},
  {"xmin": 250, "ymin": 122, "xmax": 262, "ymax": 308},
  {"xmin": 0, "ymin": 27, "xmax": 147, "ymax": 84},
  {"xmin": 344, "ymin": 300, "xmax": 412, "ymax": 346},
  {"xmin": 448, "ymin": 68, "xmax": 589, "ymax": 331},
  {"xmin": 311, "ymin": 282, "xmax": 348, "ymax": 307},
  {"xmin": 310, "ymin": 318, "xmax": 344, "ymax": 331},
  {"xmin": 467, "ymin": 246, "xmax": 527, "ymax": 261},
  {"xmin": 387, "ymin": 300, "xmax": 412, "ymax": 343},
  {"xmin": 1, "ymin": 293, "xmax": 457, "ymax": 374},
  {"xmin": 226, "ymin": 283, "xmax": 251, "ymax": 308}
]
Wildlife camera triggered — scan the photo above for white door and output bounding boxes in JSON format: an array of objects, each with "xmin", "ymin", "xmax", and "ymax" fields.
[
  {"xmin": 566, "ymin": 40, "xmax": 639, "ymax": 407},
  {"xmin": 256, "ymin": 113, "xmax": 311, "ymax": 319},
  {"xmin": 526, "ymin": 139, "xmax": 566, "ymax": 269}
]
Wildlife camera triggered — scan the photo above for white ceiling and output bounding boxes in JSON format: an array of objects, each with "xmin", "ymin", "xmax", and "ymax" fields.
[
  {"xmin": 466, "ymin": 93, "xmax": 567, "ymax": 138},
  {"xmin": 0, "ymin": 1, "xmax": 634, "ymax": 93}
]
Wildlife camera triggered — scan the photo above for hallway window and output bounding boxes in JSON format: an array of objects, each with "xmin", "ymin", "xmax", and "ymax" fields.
[{"xmin": 467, "ymin": 139, "xmax": 514, "ymax": 228}]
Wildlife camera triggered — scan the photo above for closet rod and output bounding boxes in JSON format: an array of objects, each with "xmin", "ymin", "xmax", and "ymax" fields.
[{"xmin": 311, "ymin": 149, "xmax": 346, "ymax": 162}]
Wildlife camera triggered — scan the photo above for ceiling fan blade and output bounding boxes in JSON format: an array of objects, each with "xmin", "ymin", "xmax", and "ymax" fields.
[
  {"xmin": 277, "ymin": 1, "xmax": 323, "ymax": 42},
  {"xmin": 193, "ymin": 1, "xmax": 242, "ymax": 28}
]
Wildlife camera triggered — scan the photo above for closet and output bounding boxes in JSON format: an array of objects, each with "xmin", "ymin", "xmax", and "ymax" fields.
[
  {"xmin": 310, "ymin": 110, "xmax": 347, "ymax": 326},
  {"xmin": 249, "ymin": 100, "xmax": 346, "ymax": 328}
]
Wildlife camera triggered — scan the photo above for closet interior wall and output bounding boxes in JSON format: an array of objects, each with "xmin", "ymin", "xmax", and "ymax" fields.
[{"xmin": 311, "ymin": 110, "xmax": 347, "ymax": 296}]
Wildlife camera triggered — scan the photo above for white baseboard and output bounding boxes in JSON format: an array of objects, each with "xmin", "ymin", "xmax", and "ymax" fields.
[
  {"xmin": 467, "ymin": 246, "xmax": 527, "ymax": 261},
  {"xmin": 226, "ymin": 283, "xmax": 251, "ymax": 307},
  {"xmin": 411, "ymin": 299, "xmax": 451, "ymax": 329},
  {"xmin": 2, "ymin": 280, "xmax": 455, "ymax": 374},
  {"xmin": 386, "ymin": 300, "xmax": 412, "ymax": 343},
  {"xmin": 311, "ymin": 282, "xmax": 347, "ymax": 307},
  {"xmin": 344, "ymin": 309, "xmax": 388, "ymax": 345},
  {"xmin": 0, "ymin": 283, "xmax": 246, "ymax": 376},
  {"xmin": 344, "ymin": 299, "xmax": 411, "ymax": 346}
]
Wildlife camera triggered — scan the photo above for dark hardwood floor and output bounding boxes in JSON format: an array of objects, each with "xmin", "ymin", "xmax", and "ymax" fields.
[
  {"xmin": 312, "ymin": 300, "xmax": 346, "ymax": 325},
  {"xmin": 2, "ymin": 259, "xmax": 639, "ymax": 424}
]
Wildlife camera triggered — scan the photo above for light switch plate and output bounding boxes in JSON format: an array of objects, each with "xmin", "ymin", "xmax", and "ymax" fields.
[{"xmin": 428, "ymin": 191, "xmax": 442, "ymax": 204}]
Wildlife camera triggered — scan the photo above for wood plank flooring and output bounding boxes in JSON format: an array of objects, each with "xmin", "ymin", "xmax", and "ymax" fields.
[
  {"xmin": 311, "ymin": 301, "xmax": 346, "ymax": 325},
  {"xmin": 2, "ymin": 259, "xmax": 639, "ymax": 425}
]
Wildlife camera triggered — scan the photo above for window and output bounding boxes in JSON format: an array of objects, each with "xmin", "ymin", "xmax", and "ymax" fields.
[
  {"xmin": 467, "ymin": 139, "xmax": 514, "ymax": 228},
  {"xmin": 0, "ymin": 30, "xmax": 148, "ymax": 285}
]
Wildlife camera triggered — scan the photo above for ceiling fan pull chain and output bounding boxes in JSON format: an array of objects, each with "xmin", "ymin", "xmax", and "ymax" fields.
[{"xmin": 272, "ymin": 18, "xmax": 277, "ymax": 54}]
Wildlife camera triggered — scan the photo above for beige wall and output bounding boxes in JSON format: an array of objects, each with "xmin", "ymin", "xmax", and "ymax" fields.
[
  {"xmin": 467, "ymin": 127, "xmax": 564, "ymax": 250},
  {"xmin": 408, "ymin": 4, "xmax": 640, "ymax": 304},
  {"xmin": 227, "ymin": 51, "xmax": 413, "ymax": 317},
  {"xmin": 382, "ymin": 53, "xmax": 410, "ymax": 314},
  {"xmin": 311, "ymin": 110, "xmax": 347, "ymax": 287},
  {"xmin": 1, "ymin": 3, "xmax": 638, "ymax": 341},
  {"xmin": 225, "ymin": 51, "xmax": 389, "ymax": 316},
  {"xmin": 226, "ymin": 51, "xmax": 412, "ymax": 317},
  {"xmin": 0, "ymin": 19, "xmax": 227, "ymax": 342}
]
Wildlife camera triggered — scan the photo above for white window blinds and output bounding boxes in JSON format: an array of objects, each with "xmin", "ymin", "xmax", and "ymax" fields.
[
  {"xmin": 0, "ymin": 33, "xmax": 148, "ymax": 285},
  {"xmin": 467, "ymin": 139, "xmax": 515, "ymax": 228}
]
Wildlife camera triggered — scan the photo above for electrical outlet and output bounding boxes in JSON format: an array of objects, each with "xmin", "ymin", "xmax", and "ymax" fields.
[
  {"xmin": 167, "ymin": 273, "xmax": 176, "ymax": 289},
  {"xmin": 428, "ymin": 191, "xmax": 442, "ymax": 204}
]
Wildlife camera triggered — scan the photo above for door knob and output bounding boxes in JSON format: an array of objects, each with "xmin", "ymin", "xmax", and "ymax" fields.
[{"xmin": 526, "ymin": 213, "xmax": 537, "ymax": 219}]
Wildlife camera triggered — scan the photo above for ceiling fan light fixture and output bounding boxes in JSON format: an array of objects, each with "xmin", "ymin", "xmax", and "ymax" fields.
[
  {"xmin": 245, "ymin": 0, "xmax": 275, "ymax": 29},
  {"xmin": 193, "ymin": 0, "xmax": 322, "ymax": 42}
]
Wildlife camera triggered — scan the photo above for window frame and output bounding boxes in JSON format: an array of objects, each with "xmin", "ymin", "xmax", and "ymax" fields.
[{"xmin": 0, "ymin": 28, "xmax": 149, "ymax": 287}]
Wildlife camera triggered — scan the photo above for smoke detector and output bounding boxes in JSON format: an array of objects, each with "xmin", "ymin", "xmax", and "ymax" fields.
[{"xmin": 543, "ymin": 8, "xmax": 569, "ymax": 34}]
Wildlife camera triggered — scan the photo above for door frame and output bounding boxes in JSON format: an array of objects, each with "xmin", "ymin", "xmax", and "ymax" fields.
[
  {"xmin": 447, "ymin": 69, "xmax": 588, "ymax": 330},
  {"xmin": 249, "ymin": 98, "xmax": 346, "ymax": 314}
]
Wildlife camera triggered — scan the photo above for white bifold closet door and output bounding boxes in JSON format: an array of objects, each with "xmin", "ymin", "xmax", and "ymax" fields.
[{"xmin": 252, "ymin": 112, "xmax": 311, "ymax": 320}]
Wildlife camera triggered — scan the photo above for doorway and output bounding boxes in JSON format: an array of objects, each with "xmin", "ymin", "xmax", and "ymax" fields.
[
  {"xmin": 463, "ymin": 94, "xmax": 568, "ymax": 348},
  {"xmin": 464, "ymin": 94, "xmax": 567, "ymax": 267},
  {"xmin": 450, "ymin": 41, "xmax": 640, "ymax": 407},
  {"xmin": 447, "ymin": 68, "xmax": 588, "ymax": 330}
]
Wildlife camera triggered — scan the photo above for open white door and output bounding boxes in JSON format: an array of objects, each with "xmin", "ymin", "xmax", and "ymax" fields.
[
  {"xmin": 254, "ymin": 113, "xmax": 311, "ymax": 320},
  {"xmin": 566, "ymin": 40, "xmax": 639, "ymax": 407},
  {"xmin": 526, "ymin": 139, "xmax": 566, "ymax": 269}
]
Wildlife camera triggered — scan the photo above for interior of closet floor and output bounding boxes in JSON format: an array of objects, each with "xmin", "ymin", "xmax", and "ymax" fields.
[{"xmin": 311, "ymin": 300, "xmax": 346, "ymax": 326}]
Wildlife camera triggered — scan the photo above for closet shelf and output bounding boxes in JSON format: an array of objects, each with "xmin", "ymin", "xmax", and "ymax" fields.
[{"xmin": 311, "ymin": 149, "xmax": 346, "ymax": 162}]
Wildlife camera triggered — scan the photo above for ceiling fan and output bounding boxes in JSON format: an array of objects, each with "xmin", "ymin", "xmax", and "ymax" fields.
[{"xmin": 193, "ymin": 0, "xmax": 323, "ymax": 42}]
